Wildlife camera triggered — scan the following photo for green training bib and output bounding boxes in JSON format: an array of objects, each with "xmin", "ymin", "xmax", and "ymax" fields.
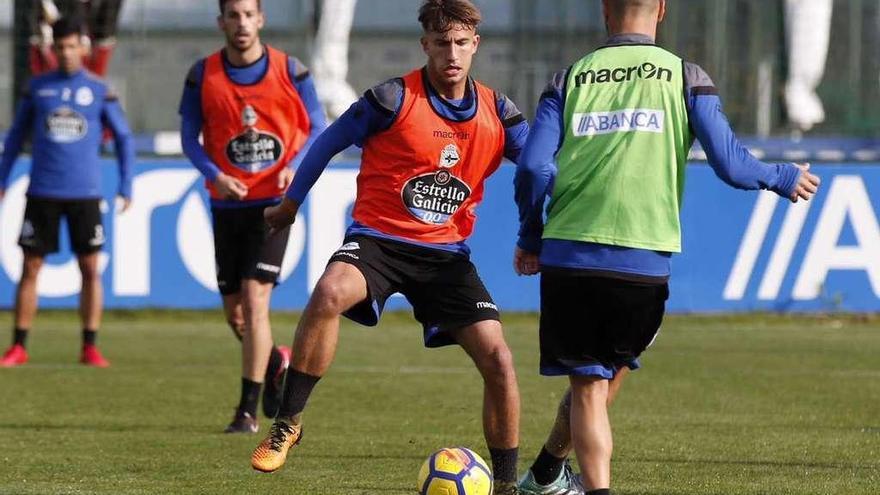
[{"xmin": 546, "ymin": 45, "xmax": 693, "ymax": 252}]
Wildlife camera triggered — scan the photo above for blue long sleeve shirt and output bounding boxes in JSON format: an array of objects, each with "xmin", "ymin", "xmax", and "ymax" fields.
[
  {"xmin": 0, "ymin": 69, "xmax": 135, "ymax": 199},
  {"xmin": 514, "ymin": 33, "xmax": 802, "ymax": 280},
  {"xmin": 285, "ymin": 71, "xmax": 530, "ymax": 254},
  {"xmin": 178, "ymin": 47, "xmax": 327, "ymax": 208}
]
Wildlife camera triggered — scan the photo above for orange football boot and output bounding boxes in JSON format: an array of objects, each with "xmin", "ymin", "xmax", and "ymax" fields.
[{"xmin": 251, "ymin": 420, "xmax": 303, "ymax": 473}]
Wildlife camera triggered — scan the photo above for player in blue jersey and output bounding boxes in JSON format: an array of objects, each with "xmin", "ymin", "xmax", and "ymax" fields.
[
  {"xmin": 178, "ymin": 0, "xmax": 327, "ymax": 433},
  {"xmin": 0, "ymin": 16, "xmax": 134, "ymax": 368},
  {"xmin": 513, "ymin": 1, "xmax": 821, "ymax": 494}
]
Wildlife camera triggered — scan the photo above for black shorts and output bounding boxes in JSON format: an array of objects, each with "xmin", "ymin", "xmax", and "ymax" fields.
[
  {"xmin": 19, "ymin": 196, "xmax": 104, "ymax": 255},
  {"xmin": 539, "ymin": 269, "xmax": 669, "ymax": 378},
  {"xmin": 211, "ymin": 205, "xmax": 291, "ymax": 295},
  {"xmin": 329, "ymin": 235, "xmax": 500, "ymax": 348}
]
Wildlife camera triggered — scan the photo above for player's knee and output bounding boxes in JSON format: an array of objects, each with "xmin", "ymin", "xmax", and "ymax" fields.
[
  {"xmin": 226, "ymin": 315, "xmax": 245, "ymax": 336},
  {"xmin": 227, "ymin": 316, "xmax": 244, "ymax": 331},
  {"xmin": 76, "ymin": 254, "xmax": 101, "ymax": 280},
  {"xmin": 241, "ymin": 296, "xmax": 269, "ymax": 322},
  {"xmin": 79, "ymin": 264, "xmax": 100, "ymax": 281},
  {"xmin": 571, "ymin": 377, "xmax": 609, "ymax": 402},
  {"xmin": 478, "ymin": 344, "xmax": 515, "ymax": 384},
  {"xmin": 241, "ymin": 281, "xmax": 272, "ymax": 306},
  {"xmin": 21, "ymin": 261, "xmax": 42, "ymax": 280},
  {"xmin": 310, "ymin": 279, "xmax": 350, "ymax": 316}
]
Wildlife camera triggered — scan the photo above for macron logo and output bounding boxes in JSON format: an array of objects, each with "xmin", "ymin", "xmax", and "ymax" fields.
[{"xmin": 572, "ymin": 109, "xmax": 664, "ymax": 137}]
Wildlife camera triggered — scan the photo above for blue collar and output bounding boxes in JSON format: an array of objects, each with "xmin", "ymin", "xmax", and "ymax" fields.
[
  {"xmin": 55, "ymin": 68, "xmax": 85, "ymax": 80},
  {"xmin": 421, "ymin": 67, "xmax": 478, "ymax": 122}
]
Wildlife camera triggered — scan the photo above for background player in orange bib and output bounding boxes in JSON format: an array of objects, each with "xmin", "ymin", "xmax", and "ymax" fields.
[
  {"xmin": 250, "ymin": 1, "xmax": 529, "ymax": 492},
  {"xmin": 178, "ymin": 0, "xmax": 327, "ymax": 434}
]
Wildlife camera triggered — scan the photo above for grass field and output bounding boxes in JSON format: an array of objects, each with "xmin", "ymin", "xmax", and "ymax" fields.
[{"xmin": 0, "ymin": 310, "xmax": 877, "ymax": 494}]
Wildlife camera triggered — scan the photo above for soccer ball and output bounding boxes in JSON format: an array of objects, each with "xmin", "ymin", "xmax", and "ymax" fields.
[{"xmin": 417, "ymin": 447, "xmax": 492, "ymax": 495}]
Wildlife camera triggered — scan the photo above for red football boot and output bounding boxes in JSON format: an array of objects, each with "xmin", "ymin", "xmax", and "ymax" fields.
[
  {"xmin": 80, "ymin": 345, "xmax": 110, "ymax": 368},
  {"xmin": 0, "ymin": 344, "xmax": 28, "ymax": 367}
]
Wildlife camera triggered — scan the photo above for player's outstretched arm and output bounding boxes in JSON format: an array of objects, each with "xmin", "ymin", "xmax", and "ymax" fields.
[
  {"xmin": 283, "ymin": 87, "xmax": 398, "ymax": 206},
  {"xmin": 273, "ymin": 79, "xmax": 401, "ymax": 232},
  {"xmin": 686, "ymin": 62, "xmax": 815, "ymax": 200},
  {"xmin": 282, "ymin": 110, "xmax": 358, "ymax": 206}
]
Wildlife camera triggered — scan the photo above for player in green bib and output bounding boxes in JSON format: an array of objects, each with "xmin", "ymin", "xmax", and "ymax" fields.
[{"xmin": 513, "ymin": 1, "xmax": 821, "ymax": 494}]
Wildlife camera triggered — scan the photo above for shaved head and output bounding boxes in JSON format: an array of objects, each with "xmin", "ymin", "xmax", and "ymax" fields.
[
  {"xmin": 605, "ymin": 0, "xmax": 661, "ymax": 16},
  {"xmin": 602, "ymin": 0, "xmax": 666, "ymax": 38}
]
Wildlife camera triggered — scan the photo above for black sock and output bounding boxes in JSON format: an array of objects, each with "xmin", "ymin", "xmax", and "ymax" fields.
[
  {"xmin": 82, "ymin": 329, "xmax": 97, "ymax": 346},
  {"xmin": 531, "ymin": 446, "xmax": 566, "ymax": 485},
  {"xmin": 489, "ymin": 447, "xmax": 518, "ymax": 484},
  {"xmin": 238, "ymin": 378, "xmax": 262, "ymax": 417},
  {"xmin": 277, "ymin": 369, "xmax": 321, "ymax": 420},
  {"xmin": 13, "ymin": 328, "xmax": 28, "ymax": 348},
  {"xmin": 586, "ymin": 490, "xmax": 611, "ymax": 495},
  {"xmin": 266, "ymin": 346, "xmax": 283, "ymax": 376}
]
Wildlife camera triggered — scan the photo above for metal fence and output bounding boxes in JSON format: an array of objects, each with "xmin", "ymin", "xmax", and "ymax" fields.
[{"xmin": 3, "ymin": 0, "xmax": 878, "ymax": 136}]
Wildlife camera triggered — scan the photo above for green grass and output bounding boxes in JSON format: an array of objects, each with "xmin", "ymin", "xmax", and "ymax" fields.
[{"xmin": 0, "ymin": 311, "xmax": 877, "ymax": 494}]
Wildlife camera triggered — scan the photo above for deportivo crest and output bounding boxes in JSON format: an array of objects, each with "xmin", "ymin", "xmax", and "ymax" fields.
[
  {"xmin": 401, "ymin": 172, "xmax": 472, "ymax": 225},
  {"xmin": 75, "ymin": 87, "xmax": 94, "ymax": 106},
  {"xmin": 242, "ymin": 104, "xmax": 258, "ymax": 127},
  {"xmin": 438, "ymin": 143, "xmax": 461, "ymax": 168},
  {"xmin": 225, "ymin": 104, "xmax": 284, "ymax": 173},
  {"xmin": 45, "ymin": 106, "xmax": 88, "ymax": 143}
]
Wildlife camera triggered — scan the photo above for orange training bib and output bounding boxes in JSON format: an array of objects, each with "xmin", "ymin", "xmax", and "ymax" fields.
[
  {"xmin": 354, "ymin": 69, "xmax": 505, "ymax": 244},
  {"xmin": 200, "ymin": 45, "xmax": 310, "ymax": 201}
]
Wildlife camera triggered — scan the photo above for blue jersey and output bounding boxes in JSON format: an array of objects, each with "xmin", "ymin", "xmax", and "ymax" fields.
[{"xmin": 0, "ymin": 69, "xmax": 135, "ymax": 199}]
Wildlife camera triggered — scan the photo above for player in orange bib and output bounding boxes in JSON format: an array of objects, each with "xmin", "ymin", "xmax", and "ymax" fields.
[
  {"xmin": 250, "ymin": 2, "xmax": 529, "ymax": 492},
  {"xmin": 178, "ymin": 0, "xmax": 326, "ymax": 434}
]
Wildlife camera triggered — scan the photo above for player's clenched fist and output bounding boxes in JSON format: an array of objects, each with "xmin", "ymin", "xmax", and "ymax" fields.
[
  {"xmin": 214, "ymin": 173, "xmax": 248, "ymax": 200},
  {"xmin": 277, "ymin": 168, "xmax": 295, "ymax": 191},
  {"xmin": 513, "ymin": 247, "xmax": 540, "ymax": 276},
  {"xmin": 264, "ymin": 197, "xmax": 299, "ymax": 231}
]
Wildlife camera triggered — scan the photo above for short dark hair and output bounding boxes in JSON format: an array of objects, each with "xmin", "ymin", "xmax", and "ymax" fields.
[
  {"xmin": 52, "ymin": 16, "xmax": 84, "ymax": 41},
  {"xmin": 418, "ymin": 0, "xmax": 482, "ymax": 33},
  {"xmin": 218, "ymin": 0, "xmax": 262, "ymax": 14}
]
